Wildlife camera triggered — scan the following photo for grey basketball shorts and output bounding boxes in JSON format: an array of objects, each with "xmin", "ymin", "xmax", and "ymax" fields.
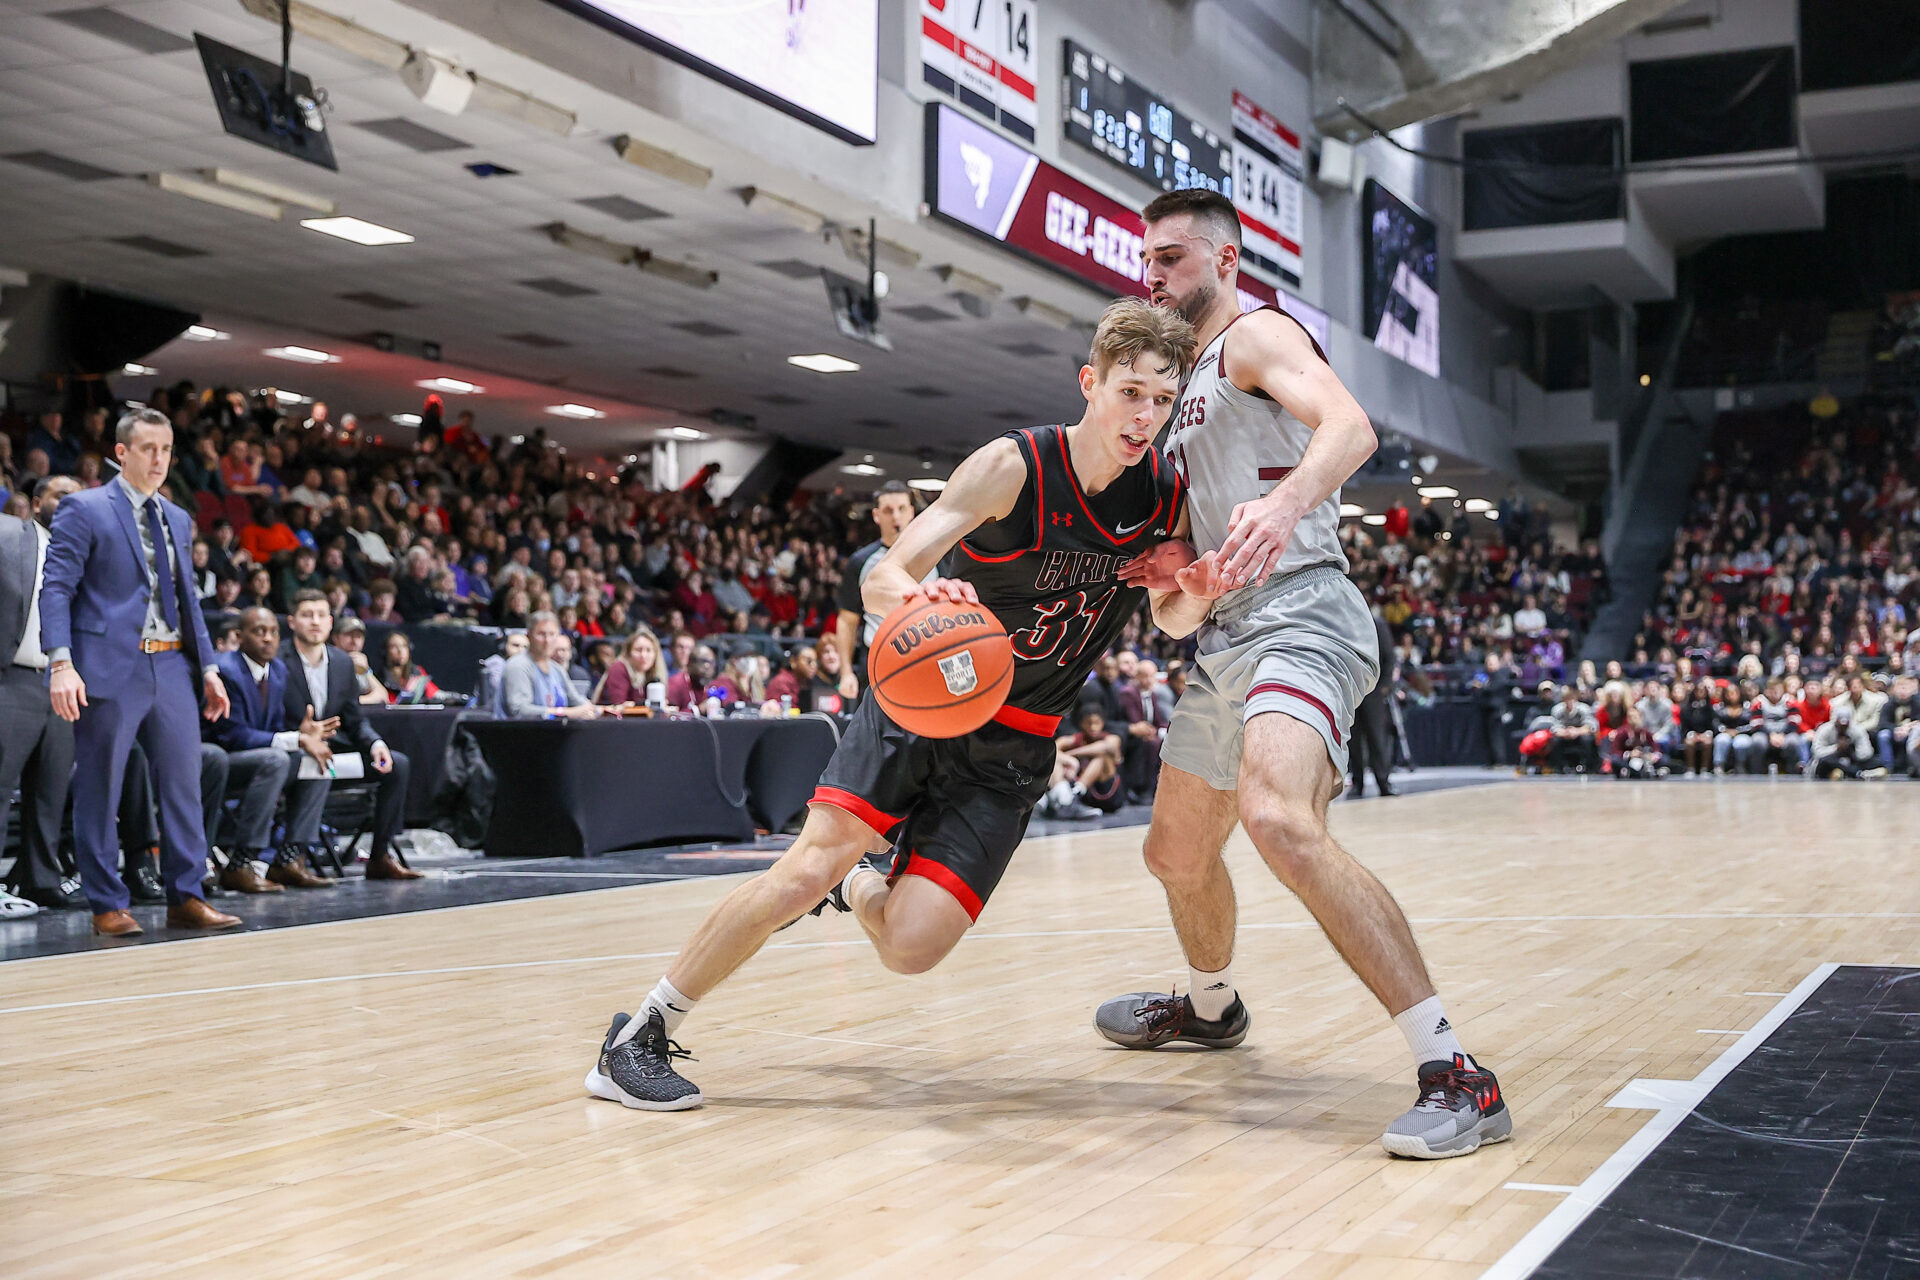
[{"xmin": 1161, "ymin": 564, "xmax": 1380, "ymax": 790}]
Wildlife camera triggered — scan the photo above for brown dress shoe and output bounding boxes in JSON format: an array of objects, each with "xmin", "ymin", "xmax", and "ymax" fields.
[
  {"xmin": 92, "ymin": 909, "xmax": 143, "ymax": 937},
  {"xmin": 365, "ymin": 850, "xmax": 425, "ymax": 881},
  {"xmin": 268, "ymin": 853, "xmax": 337, "ymax": 889},
  {"xmin": 221, "ymin": 859, "xmax": 284, "ymax": 894},
  {"xmin": 165, "ymin": 898, "xmax": 242, "ymax": 930}
]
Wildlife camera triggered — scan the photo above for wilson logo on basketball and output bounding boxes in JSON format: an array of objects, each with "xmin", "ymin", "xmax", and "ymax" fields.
[{"xmin": 890, "ymin": 609, "xmax": 991, "ymax": 656}]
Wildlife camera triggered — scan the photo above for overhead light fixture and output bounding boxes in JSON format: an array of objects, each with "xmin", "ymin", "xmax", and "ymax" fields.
[
  {"xmin": 547, "ymin": 403, "xmax": 605, "ymax": 420},
  {"xmin": 417, "ymin": 377, "xmax": 483, "ymax": 394},
  {"xmin": 1410, "ymin": 475, "xmax": 1424, "ymax": 486},
  {"xmin": 663, "ymin": 425, "xmax": 710, "ymax": 441},
  {"xmin": 1418, "ymin": 485, "xmax": 1459, "ymax": 498},
  {"xmin": 543, "ymin": 221, "xmax": 636, "ymax": 266},
  {"xmin": 613, "ymin": 134, "xmax": 711, "ymax": 189},
  {"xmin": 391, "ymin": 412, "xmax": 422, "ymax": 426},
  {"xmin": 183, "ymin": 325, "xmax": 229, "ymax": 341},
  {"xmin": 838, "ymin": 224, "xmax": 921, "ymax": 271},
  {"xmin": 638, "ymin": 253, "xmax": 719, "ymax": 289},
  {"xmin": 842, "ymin": 463, "xmax": 884, "ymax": 477},
  {"xmin": 199, "ymin": 168, "xmax": 336, "ymax": 213},
  {"xmin": 788, "ymin": 353, "xmax": 861, "ymax": 374},
  {"xmin": 738, "ymin": 186, "xmax": 826, "ymax": 234},
  {"xmin": 1013, "ymin": 296, "xmax": 1077, "ymax": 329},
  {"xmin": 264, "ymin": 345, "xmax": 340, "ymax": 364},
  {"xmin": 1483, "ymin": 509, "xmax": 1501, "ymax": 521},
  {"xmin": 1464, "ymin": 497, "xmax": 1493, "ymax": 513},
  {"xmin": 272, "ymin": 388, "xmax": 312, "ymax": 404},
  {"xmin": 935, "ymin": 264, "xmax": 1003, "ymax": 300},
  {"xmin": 1419, "ymin": 454, "xmax": 1440, "ymax": 473},
  {"xmin": 908, "ymin": 477, "xmax": 948, "ymax": 493},
  {"xmin": 301, "ymin": 216, "xmax": 414, "ymax": 246},
  {"xmin": 1338, "ymin": 503, "xmax": 1366, "ymax": 518},
  {"xmin": 1639, "ymin": 373, "xmax": 1652, "ymax": 386},
  {"xmin": 147, "ymin": 171, "xmax": 282, "ymax": 220},
  {"xmin": 1362, "ymin": 513, "xmax": 1388, "ymax": 526},
  {"xmin": 122, "ymin": 362, "xmax": 158, "ymax": 376}
]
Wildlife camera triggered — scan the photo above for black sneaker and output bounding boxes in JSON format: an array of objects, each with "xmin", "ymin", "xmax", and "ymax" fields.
[
  {"xmin": 584, "ymin": 1010, "xmax": 702, "ymax": 1111},
  {"xmin": 777, "ymin": 884, "xmax": 850, "ymax": 932},
  {"xmin": 1381, "ymin": 1053, "xmax": 1513, "ymax": 1158},
  {"xmin": 1093, "ymin": 991, "xmax": 1251, "ymax": 1049}
]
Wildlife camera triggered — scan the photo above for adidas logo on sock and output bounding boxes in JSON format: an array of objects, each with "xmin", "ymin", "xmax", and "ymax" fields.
[
  {"xmin": 1434, "ymin": 1017, "xmax": 1451, "ymax": 1034},
  {"xmin": 1204, "ymin": 982, "xmax": 1230, "ymax": 991}
]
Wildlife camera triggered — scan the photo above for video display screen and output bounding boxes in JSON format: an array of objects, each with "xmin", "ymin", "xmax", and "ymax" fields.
[
  {"xmin": 544, "ymin": 0, "xmax": 878, "ymax": 144},
  {"xmin": 1362, "ymin": 179, "xmax": 1439, "ymax": 377}
]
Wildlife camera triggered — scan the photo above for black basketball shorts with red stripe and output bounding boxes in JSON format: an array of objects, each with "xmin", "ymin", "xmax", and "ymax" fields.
[{"xmin": 810, "ymin": 696, "xmax": 1059, "ymax": 921}]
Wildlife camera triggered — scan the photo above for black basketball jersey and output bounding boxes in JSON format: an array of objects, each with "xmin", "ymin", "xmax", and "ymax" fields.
[{"xmin": 944, "ymin": 424, "xmax": 1186, "ymax": 727}]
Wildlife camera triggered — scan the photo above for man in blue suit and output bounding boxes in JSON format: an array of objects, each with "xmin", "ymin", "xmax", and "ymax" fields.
[
  {"xmin": 41, "ymin": 408, "xmax": 241, "ymax": 936},
  {"xmin": 206, "ymin": 606, "xmax": 339, "ymax": 890}
]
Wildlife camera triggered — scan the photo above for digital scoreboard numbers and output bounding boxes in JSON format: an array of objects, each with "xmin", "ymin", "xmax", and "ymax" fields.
[
  {"xmin": 919, "ymin": 0, "xmax": 1038, "ymax": 143},
  {"xmin": 1062, "ymin": 39, "xmax": 1230, "ymax": 196}
]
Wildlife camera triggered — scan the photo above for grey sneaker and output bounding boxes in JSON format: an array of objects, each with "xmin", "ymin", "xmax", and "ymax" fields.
[
  {"xmin": 1094, "ymin": 991, "xmax": 1250, "ymax": 1049},
  {"xmin": 1381, "ymin": 1054, "xmax": 1512, "ymax": 1158},
  {"xmin": 584, "ymin": 1010, "xmax": 702, "ymax": 1111}
]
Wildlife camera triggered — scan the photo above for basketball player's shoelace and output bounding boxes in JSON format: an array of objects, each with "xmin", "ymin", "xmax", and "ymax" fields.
[{"xmin": 1136, "ymin": 993, "xmax": 1191, "ymax": 1032}]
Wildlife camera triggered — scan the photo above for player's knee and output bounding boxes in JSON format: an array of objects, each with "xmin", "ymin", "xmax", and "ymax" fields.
[
  {"xmin": 1142, "ymin": 833, "xmax": 1213, "ymax": 886},
  {"xmin": 1239, "ymin": 799, "xmax": 1324, "ymax": 876},
  {"xmin": 761, "ymin": 858, "xmax": 839, "ymax": 919},
  {"xmin": 878, "ymin": 939, "xmax": 949, "ymax": 975}
]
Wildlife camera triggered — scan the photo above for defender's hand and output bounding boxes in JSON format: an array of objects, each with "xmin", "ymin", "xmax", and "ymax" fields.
[
  {"xmin": 1118, "ymin": 539, "xmax": 1197, "ymax": 592},
  {"xmin": 1219, "ymin": 496, "xmax": 1301, "ymax": 589}
]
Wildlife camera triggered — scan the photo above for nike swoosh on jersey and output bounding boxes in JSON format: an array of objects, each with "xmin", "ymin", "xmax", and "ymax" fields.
[{"xmin": 1115, "ymin": 518, "xmax": 1152, "ymax": 536}]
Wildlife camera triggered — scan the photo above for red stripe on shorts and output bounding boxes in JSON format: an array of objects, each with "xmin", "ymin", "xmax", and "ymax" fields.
[
  {"xmin": 1247, "ymin": 681, "xmax": 1343, "ymax": 746},
  {"xmin": 810, "ymin": 786, "xmax": 901, "ymax": 837},
  {"xmin": 901, "ymin": 853, "xmax": 985, "ymax": 922}
]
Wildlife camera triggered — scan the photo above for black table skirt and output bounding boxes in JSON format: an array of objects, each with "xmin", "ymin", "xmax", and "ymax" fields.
[
  {"xmin": 1401, "ymin": 701, "xmax": 1492, "ymax": 767},
  {"xmin": 363, "ymin": 707, "xmax": 464, "ymax": 827},
  {"xmin": 464, "ymin": 715, "xmax": 841, "ymax": 857}
]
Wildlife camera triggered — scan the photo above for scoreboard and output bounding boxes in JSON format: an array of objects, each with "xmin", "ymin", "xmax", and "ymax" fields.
[{"xmin": 1061, "ymin": 39, "xmax": 1231, "ymax": 196}]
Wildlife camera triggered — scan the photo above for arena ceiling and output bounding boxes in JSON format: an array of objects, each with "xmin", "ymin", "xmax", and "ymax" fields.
[{"xmin": 0, "ymin": 0, "xmax": 1102, "ymax": 464}]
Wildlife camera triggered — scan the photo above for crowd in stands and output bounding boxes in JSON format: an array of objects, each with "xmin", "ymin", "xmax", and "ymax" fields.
[
  {"xmin": 1341, "ymin": 490, "xmax": 1608, "ymax": 684},
  {"xmin": 1634, "ymin": 391, "xmax": 1919, "ymax": 678},
  {"xmin": 1502, "ymin": 658, "xmax": 1918, "ymax": 781}
]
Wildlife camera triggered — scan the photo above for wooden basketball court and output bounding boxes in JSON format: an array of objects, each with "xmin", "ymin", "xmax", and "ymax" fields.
[{"xmin": 5, "ymin": 780, "xmax": 1916, "ymax": 1278}]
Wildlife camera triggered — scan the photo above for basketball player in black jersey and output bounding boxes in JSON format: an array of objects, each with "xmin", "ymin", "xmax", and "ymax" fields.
[{"xmin": 585, "ymin": 299, "xmax": 1204, "ymax": 1110}]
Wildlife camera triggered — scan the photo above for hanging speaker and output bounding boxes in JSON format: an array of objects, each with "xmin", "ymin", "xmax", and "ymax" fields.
[{"xmin": 1316, "ymin": 137, "xmax": 1356, "ymax": 190}]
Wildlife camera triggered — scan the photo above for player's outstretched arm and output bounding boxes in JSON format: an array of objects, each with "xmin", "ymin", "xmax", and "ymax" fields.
[
  {"xmin": 1218, "ymin": 312, "xmax": 1377, "ymax": 588},
  {"xmin": 862, "ymin": 437, "xmax": 1026, "ymax": 619}
]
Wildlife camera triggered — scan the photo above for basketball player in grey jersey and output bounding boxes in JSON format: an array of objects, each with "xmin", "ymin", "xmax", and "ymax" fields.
[{"xmin": 1095, "ymin": 189, "xmax": 1512, "ymax": 1159}]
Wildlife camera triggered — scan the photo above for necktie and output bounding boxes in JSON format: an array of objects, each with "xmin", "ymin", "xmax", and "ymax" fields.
[
  {"xmin": 257, "ymin": 673, "xmax": 269, "ymax": 714},
  {"xmin": 143, "ymin": 500, "xmax": 180, "ymax": 631}
]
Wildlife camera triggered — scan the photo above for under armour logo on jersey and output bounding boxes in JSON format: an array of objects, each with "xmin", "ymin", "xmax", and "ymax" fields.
[{"xmin": 1051, "ymin": 512, "xmax": 1073, "ymax": 527}]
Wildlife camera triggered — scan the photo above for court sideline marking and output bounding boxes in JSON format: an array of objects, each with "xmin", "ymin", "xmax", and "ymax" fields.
[{"xmin": 1477, "ymin": 962, "xmax": 1840, "ymax": 1280}]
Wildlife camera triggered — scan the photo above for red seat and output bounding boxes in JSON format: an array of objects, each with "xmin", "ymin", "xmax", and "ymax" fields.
[
  {"xmin": 223, "ymin": 494, "xmax": 254, "ymax": 530},
  {"xmin": 193, "ymin": 491, "xmax": 222, "ymax": 531}
]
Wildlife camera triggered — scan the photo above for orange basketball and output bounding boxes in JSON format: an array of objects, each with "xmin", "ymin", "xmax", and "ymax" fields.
[{"xmin": 868, "ymin": 596, "xmax": 1014, "ymax": 738}]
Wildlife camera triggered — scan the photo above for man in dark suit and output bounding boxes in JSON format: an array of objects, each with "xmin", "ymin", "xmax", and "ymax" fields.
[
  {"xmin": 1348, "ymin": 606, "xmax": 1397, "ymax": 798},
  {"xmin": 41, "ymin": 409, "xmax": 240, "ymax": 936},
  {"xmin": 0, "ymin": 477, "xmax": 83, "ymax": 909},
  {"xmin": 206, "ymin": 607, "xmax": 337, "ymax": 890},
  {"xmin": 284, "ymin": 590, "xmax": 420, "ymax": 880}
]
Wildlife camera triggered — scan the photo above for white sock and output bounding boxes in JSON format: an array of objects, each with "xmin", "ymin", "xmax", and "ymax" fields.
[
  {"xmin": 1394, "ymin": 995, "xmax": 1465, "ymax": 1068},
  {"xmin": 614, "ymin": 976, "xmax": 696, "ymax": 1045},
  {"xmin": 842, "ymin": 858, "xmax": 884, "ymax": 903},
  {"xmin": 1188, "ymin": 964, "xmax": 1235, "ymax": 1020},
  {"xmin": 1047, "ymin": 781, "xmax": 1075, "ymax": 809}
]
